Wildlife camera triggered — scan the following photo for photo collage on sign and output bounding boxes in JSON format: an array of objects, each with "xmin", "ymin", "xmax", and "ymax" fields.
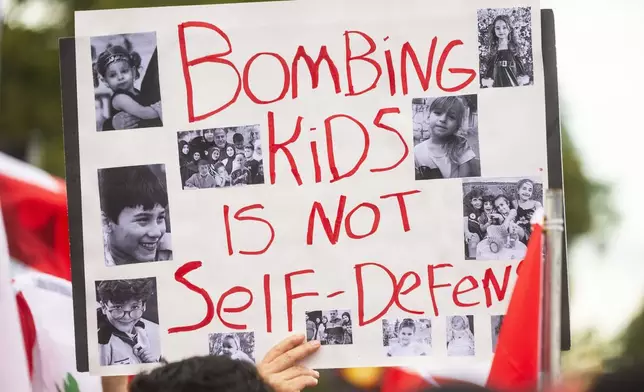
[{"xmin": 88, "ymin": 5, "xmax": 534, "ymax": 366}]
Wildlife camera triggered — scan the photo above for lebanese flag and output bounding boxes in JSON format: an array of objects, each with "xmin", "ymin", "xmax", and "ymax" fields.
[
  {"xmin": 0, "ymin": 153, "xmax": 101, "ymax": 391},
  {"xmin": 380, "ymin": 210, "xmax": 545, "ymax": 392}
]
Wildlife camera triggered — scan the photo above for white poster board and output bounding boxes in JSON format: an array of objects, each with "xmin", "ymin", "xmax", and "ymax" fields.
[{"xmin": 69, "ymin": 0, "xmax": 548, "ymax": 376}]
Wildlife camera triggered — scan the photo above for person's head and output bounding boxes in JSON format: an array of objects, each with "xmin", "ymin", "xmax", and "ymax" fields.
[
  {"xmin": 214, "ymin": 129, "xmax": 227, "ymax": 148},
  {"xmin": 464, "ymin": 188, "xmax": 484, "ymax": 211},
  {"xmin": 398, "ymin": 318, "xmax": 416, "ymax": 346},
  {"xmin": 587, "ymin": 366, "xmax": 644, "ymax": 392},
  {"xmin": 233, "ymin": 133, "xmax": 244, "ymax": 148},
  {"xmin": 244, "ymin": 144, "xmax": 254, "ymax": 159},
  {"xmin": 329, "ymin": 310, "xmax": 338, "ymax": 319},
  {"xmin": 493, "ymin": 195, "xmax": 512, "ymax": 216},
  {"xmin": 226, "ymin": 145, "xmax": 235, "ymax": 158},
  {"xmin": 306, "ymin": 313, "xmax": 310, "ymax": 321},
  {"xmin": 198, "ymin": 160, "xmax": 210, "ymax": 176},
  {"xmin": 129, "ymin": 355, "xmax": 271, "ymax": 392},
  {"xmin": 214, "ymin": 162, "xmax": 226, "ymax": 176},
  {"xmin": 97, "ymin": 279, "xmax": 153, "ymax": 333},
  {"xmin": 482, "ymin": 194, "xmax": 495, "ymax": 214},
  {"xmin": 428, "ymin": 97, "xmax": 465, "ymax": 140},
  {"xmin": 488, "ymin": 14, "xmax": 518, "ymax": 53},
  {"xmin": 96, "ymin": 45, "xmax": 141, "ymax": 93},
  {"xmin": 342, "ymin": 312, "xmax": 351, "ymax": 324},
  {"xmin": 221, "ymin": 334, "xmax": 241, "ymax": 356},
  {"xmin": 209, "ymin": 147, "xmax": 220, "ymax": 162},
  {"xmin": 192, "ymin": 151, "xmax": 201, "ymax": 162},
  {"xmin": 253, "ymin": 139, "xmax": 263, "ymax": 161},
  {"xmin": 100, "ymin": 165, "xmax": 168, "ymax": 264},
  {"xmin": 451, "ymin": 316, "xmax": 468, "ymax": 331},
  {"xmin": 179, "ymin": 141, "xmax": 189, "ymax": 156},
  {"xmin": 203, "ymin": 129, "xmax": 215, "ymax": 143},
  {"xmin": 322, "ymin": 316, "xmax": 328, "ymax": 324},
  {"xmin": 233, "ymin": 153, "xmax": 246, "ymax": 171},
  {"xmin": 516, "ymin": 179, "xmax": 535, "ymax": 202},
  {"xmin": 315, "ymin": 317, "xmax": 321, "ymax": 324}
]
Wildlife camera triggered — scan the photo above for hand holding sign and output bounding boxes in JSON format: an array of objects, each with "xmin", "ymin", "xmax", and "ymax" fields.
[{"xmin": 257, "ymin": 334, "xmax": 321, "ymax": 392}]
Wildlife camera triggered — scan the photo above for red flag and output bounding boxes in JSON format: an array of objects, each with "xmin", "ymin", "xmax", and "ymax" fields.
[{"xmin": 486, "ymin": 219, "xmax": 543, "ymax": 391}]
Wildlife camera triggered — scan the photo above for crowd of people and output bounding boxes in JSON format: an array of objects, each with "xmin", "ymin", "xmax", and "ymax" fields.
[{"xmin": 178, "ymin": 127, "xmax": 264, "ymax": 189}]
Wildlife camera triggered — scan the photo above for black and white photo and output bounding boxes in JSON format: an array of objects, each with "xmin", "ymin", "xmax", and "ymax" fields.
[
  {"xmin": 177, "ymin": 125, "xmax": 264, "ymax": 190},
  {"xmin": 96, "ymin": 278, "xmax": 161, "ymax": 366},
  {"xmin": 92, "ymin": 32, "xmax": 163, "ymax": 131},
  {"xmin": 208, "ymin": 332, "xmax": 256, "ymax": 364},
  {"xmin": 382, "ymin": 318, "xmax": 431, "ymax": 357},
  {"xmin": 305, "ymin": 309, "xmax": 353, "ymax": 346},
  {"xmin": 462, "ymin": 177, "xmax": 542, "ymax": 260},
  {"xmin": 98, "ymin": 164, "xmax": 172, "ymax": 266},
  {"xmin": 477, "ymin": 7, "xmax": 534, "ymax": 89},
  {"xmin": 413, "ymin": 95, "xmax": 481, "ymax": 181},
  {"xmin": 446, "ymin": 315, "xmax": 475, "ymax": 357},
  {"xmin": 491, "ymin": 315, "xmax": 505, "ymax": 353}
]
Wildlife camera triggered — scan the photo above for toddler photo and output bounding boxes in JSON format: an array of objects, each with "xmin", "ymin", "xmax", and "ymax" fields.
[
  {"xmin": 91, "ymin": 32, "xmax": 163, "ymax": 131},
  {"xmin": 209, "ymin": 332, "xmax": 256, "ymax": 364},
  {"xmin": 446, "ymin": 315, "xmax": 475, "ymax": 357},
  {"xmin": 491, "ymin": 315, "xmax": 505, "ymax": 353}
]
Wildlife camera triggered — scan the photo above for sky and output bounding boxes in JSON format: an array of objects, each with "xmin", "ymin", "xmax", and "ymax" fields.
[
  {"xmin": 7, "ymin": 0, "xmax": 644, "ymax": 339},
  {"xmin": 541, "ymin": 0, "xmax": 644, "ymax": 338}
]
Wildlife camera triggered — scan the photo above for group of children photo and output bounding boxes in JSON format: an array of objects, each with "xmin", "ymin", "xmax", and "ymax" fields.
[
  {"xmin": 177, "ymin": 126, "xmax": 264, "ymax": 190},
  {"xmin": 92, "ymin": 32, "xmax": 163, "ymax": 132},
  {"xmin": 462, "ymin": 177, "xmax": 543, "ymax": 260},
  {"xmin": 305, "ymin": 310, "xmax": 354, "ymax": 346}
]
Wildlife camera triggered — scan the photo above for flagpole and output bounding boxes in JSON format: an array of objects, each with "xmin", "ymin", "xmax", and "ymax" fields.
[{"xmin": 541, "ymin": 189, "xmax": 565, "ymax": 389}]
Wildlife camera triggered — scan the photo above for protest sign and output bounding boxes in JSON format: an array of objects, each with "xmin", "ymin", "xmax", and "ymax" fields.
[{"xmin": 61, "ymin": 0, "xmax": 565, "ymax": 377}]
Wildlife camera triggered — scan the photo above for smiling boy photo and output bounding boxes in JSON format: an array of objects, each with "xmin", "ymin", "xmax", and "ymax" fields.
[
  {"xmin": 99, "ymin": 164, "xmax": 173, "ymax": 266},
  {"xmin": 96, "ymin": 278, "xmax": 161, "ymax": 366}
]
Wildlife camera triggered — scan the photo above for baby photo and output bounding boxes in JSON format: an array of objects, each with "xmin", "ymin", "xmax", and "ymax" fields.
[
  {"xmin": 305, "ymin": 309, "xmax": 353, "ymax": 346},
  {"xmin": 491, "ymin": 315, "xmax": 505, "ymax": 353},
  {"xmin": 382, "ymin": 318, "xmax": 431, "ymax": 357},
  {"xmin": 209, "ymin": 332, "xmax": 256, "ymax": 364},
  {"xmin": 98, "ymin": 164, "xmax": 173, "ymax": 266},
  {"xmin": 91, "ymin": 32, "xmax": 162, "ymax": 131},
  {"xmin": 96, "ymin": 278, "xmax": 161, "ymax": 366},
  {"xmin": 177, "ymin": 125, "xmax": 264, "ymax": 190},
  {"xmin": 446, "ymin": 315, "xmax": 475, "ymax": 357},
  {"xmin": 462, "ymin": 177, "xmax": 542, "ymax": 261},
  {"xmin": 412, "ymin": 94, "xmax": 481, "ymax": 181},
  {"xmin": 477, "ymin": 7, "xmax": 534, "ymax": 88}
]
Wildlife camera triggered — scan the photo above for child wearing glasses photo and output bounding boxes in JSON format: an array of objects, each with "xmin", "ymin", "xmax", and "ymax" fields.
[{"xmin": 96, "ymin": 278, "xmax": 161, "ymax": 366}]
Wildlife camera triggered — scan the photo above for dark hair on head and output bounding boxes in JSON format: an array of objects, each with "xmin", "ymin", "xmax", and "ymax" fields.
[
  {"xmin": 95, "ymin": 45, "xmax": 142, "ymax": 79},
  {"xmin": 420, "ymin": 382, "xmax": 498, "ymax": 392},
  {"xmin": 233, "ymin": 133, "xmax": 244, "ymax": 143},
  {"xmin": 129, "ymin": 355, "xmax": 271, "ymax": 392},
  {"xmin": 341, "ymin": 312, "xmax": 351, "ymax": 321},
  {"xmin": 487, "ymin": 14, "xmax": 519, "ymax": 55},
  {"xmin": 99, "ymin": 165, "xmax": 168, "ymax": 224},
  {"xmin": 197, "ymin": 160, "xmax": 210, "ymax": 167},
  {"xmin": 213, "ymin": 162, "xmax": 225, "ymax": 172},
  {"xmin": 464, "ymin": 187, "xmax": 485, "ymax": 210},
  {"xmin": 493, "ymin": 194, "xmax": 511, "ymax": 207},
  {"xmin": 203, "ymin": 129, "xmax": 215, "ymax": 136},
  {"xmin": 97, "ymin": 278, "xmax": 154, "ymax": 304},
  {"xmin": 587, "ymin": 366, "xmax": 644, "ymax": 392},
  {"xmin": 178, "ymin": 141, "xmax": 189, "ymax": 155},
  {"xmin": 399, "ymin": 318, "xmax": 416, "ymax": 332},
  {"xmin": 244, "ymin": 144, "xmax": 254, "ymax": 151},
  {"xmin": 516, "ymin": 178, "xmax": 535, "ymax": 191}
]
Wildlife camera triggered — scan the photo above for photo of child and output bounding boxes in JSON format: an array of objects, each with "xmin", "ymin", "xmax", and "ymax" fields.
[
  {"xmin": 412, "ymin": 95, "xmax": 481, "ymax": 181},
  {"xmin": 177, "ymin": 125, "xmax": 264, "ymax": 190},
  {"xmin": 96, "ymin": 278, "xmax": 161, "ymax": 366},
  {"xmin": 382, "ymin": 318, "xmax": 431, "ymax": 357},
  {"xmin": 446, "ymin": 315, "xmax": 475, "ymax": 357},
  {"xmin": 477, "ymin": 7, "xmax": 534, "ymax": 89},
  {"xmin": 208, "ymin": 332, "xmax": 255, "ymax": 364},
  {"xmin": 91, "ymin": 32, "xmax": 163, "ymax": 131},
  {"xmin": 462, "ymin": 177, "xmax": 542, "ymax": 260},
  {"xmin": 491, "ymin": 315, "xmax": 505, "ymax": 353},
  {"xmin": 305, "ymin": 310, "xmax": 353, "ymax": 346},
  {"xmin": 98, "ymin": 164, "xmax": 172, "ymax": 266}
]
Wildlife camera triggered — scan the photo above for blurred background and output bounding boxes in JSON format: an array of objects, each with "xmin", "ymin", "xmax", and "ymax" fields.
[{"xmin": 1, "ymin": 0, "xmax": 642, "ymax": 390}]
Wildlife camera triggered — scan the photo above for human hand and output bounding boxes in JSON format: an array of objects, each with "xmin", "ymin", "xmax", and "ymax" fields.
[
  {"xmin": 465, "ymin": 232, "xmax": 477, "ymax": 243},
  {"xmin": 101, "ymin": 376, "xmax": 129, "ymax": 392},
  {"xmin": 134, "ymin": 326, "xmax": 158, "ymax": 363},
  {"xmin": 481, "ymin": 78, "xmax": 494, "ymax": 88},
  {"xmin": 112, "ymin": 112, "xmax": 140, "ymax": 129},
  {"xmin": 257, "ymin": 334, "xmax": 321, "ymax": 392}
]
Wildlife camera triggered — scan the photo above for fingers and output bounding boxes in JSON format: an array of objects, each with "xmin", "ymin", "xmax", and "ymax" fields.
[
  {"xmin": 278, "ymin": 365, "xmax": 319, "ymax": 381},
  {"xmin": 288, "ymin": 375, "xmax": 319, "ymax": 391},
  {"xmin": 270, "ymin": 340, "xmax": 321, "ymax": 373},
  {"xmin": 262, "ymin": 334, "xmax": 306, "ymax": 364}
]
